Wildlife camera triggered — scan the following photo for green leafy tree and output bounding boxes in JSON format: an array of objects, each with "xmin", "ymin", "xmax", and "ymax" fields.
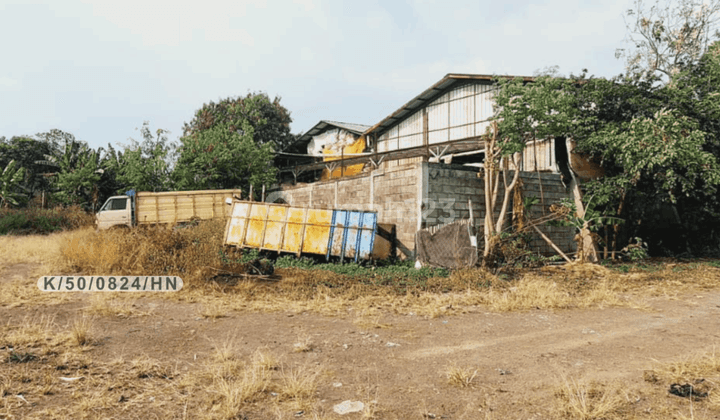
[
  {"xmin": 117, "ymin": 122, "xmax": 175, "ymax": 192},
  {"xmin": 492, "ymin": 75, "xmax": 604, "ymax": 262},
  {"xmin": 182, "ymin": 92, "xmax": 297, "ymax": 151},
  {"xmin": 173, "ymin": 122, "xmax": 276, "ymax": 193},
  {"xmin": 0, "ymin": 160, "xmax": 26, "ymax": 207}
]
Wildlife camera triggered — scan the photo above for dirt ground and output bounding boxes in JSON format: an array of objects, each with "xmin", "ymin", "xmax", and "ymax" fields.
[{"xmin": 2, "ymin": 262, "xmax": 720, "ymax": 419}]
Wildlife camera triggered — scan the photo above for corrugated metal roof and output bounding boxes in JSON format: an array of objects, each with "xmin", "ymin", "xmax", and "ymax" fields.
[
  {"xmin": 363, "ymin": 73, "xmax": 534, "ymax": 138},
  {"xmin": 290, "ymin": 120, "xmax": 371, "ymax": 151}
]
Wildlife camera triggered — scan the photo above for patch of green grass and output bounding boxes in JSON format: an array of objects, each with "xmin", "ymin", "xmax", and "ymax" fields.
[
  {"xmin": 672, "ymin": 263, "xmax": 702, "ymax": 272},
  {"xmin": 705, "ymin": 260, "xmax": 720, "ymax": 268},
  {"xmin": 275, "ymin": 255, "xmax": 450, "ymax": 292},
  {"xmin": 7, "ymin": 351, "xmax": 36, "ymax": 363}
]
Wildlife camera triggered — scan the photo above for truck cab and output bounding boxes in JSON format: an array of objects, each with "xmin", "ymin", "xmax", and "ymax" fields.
[{"xmin": 96, "ymin": 195, "xmax": 133, "ymax": 230}]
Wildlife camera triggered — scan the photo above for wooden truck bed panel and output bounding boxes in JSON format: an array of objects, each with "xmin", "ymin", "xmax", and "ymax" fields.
[{"xmin": 135, "ymin": 189, "xmax": 241, "ymax": 225}]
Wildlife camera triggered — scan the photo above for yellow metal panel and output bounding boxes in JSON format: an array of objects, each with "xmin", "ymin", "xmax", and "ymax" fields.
[
  {"xmin": 303, "ymin": 209, "xmax": 332, "ymax": 255},
  {"xmin": 262, "ymin": 206, "xmax": 288, "ymax": 250},
  {"xmin": 245, "ymin": 205, "xmax": 268, "ymax": 247},
  {"xmin": 282, "ymin": 208, "xmax": 307, "ymax": 253},
  {"xmin": 226, "ymin": 202, "xmax": 251, "ymax": 246}
]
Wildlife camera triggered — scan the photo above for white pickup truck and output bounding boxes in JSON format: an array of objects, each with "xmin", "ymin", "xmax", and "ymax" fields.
[{"xmin": 95, "ymin": 189, "xmax": 241, "ymax": 230}]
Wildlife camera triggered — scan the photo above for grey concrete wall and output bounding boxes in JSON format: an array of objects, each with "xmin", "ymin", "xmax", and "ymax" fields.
[{"xmin": 424, "ymin": 163, "xmax": 576, "ymax": 256}]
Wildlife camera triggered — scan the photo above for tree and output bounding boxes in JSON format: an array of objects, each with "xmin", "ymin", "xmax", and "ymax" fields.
[
  {"xmin": 516, "ymin": 68, "xmax": 720, "ymax": 256},
  {"xmin": 0, "ymin": 160, "xmax": 26, "ymax": 207},
  {"xmin": 49, "ymin": 137, "xmax": 102, "ymax": 208},
  {"xmin": 182, "ymin": 92, "xmax": 297, "ymax": 151},
  {"xmin": 481, "ymin": 121, "xmax": 523, "ymax": 265},
  {"xmin": 491, "ymin": 75, "xmax": 601, "ymax": 263},
  {"xmin": 0, "ymin": 136, "xmax": 56, "ymax": 200},
  {"xmin": 117, "ymin": 122, "xmax": 176, "ymax": 192},
  {"xmin": 617, "ymin": 0, "xmax": 720, "ymax": 80},
  {"xmin": 173, "ymin": 122, "xmax": 276, "ymax": 194}
]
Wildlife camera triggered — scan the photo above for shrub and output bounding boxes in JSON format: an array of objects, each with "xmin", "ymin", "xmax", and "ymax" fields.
[{"xmin": 0, "ymin": 205, "xmax": 94, "ymax": 235}]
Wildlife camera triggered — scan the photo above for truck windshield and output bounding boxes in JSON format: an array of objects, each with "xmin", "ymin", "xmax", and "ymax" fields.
[{"xmin": 102, "ymin": 198, "xmax": 127, "ymax": 211}]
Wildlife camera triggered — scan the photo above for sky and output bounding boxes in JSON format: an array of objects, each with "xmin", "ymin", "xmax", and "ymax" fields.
[{"xmin": 0, "ymin": 0, "xmax": 631, "ymax": 151}]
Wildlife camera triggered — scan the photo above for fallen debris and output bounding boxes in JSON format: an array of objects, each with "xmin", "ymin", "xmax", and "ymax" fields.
[
  {"xmin": 669, "ymin": 383, "xmax": 708, "ymax": 399},
  {"xmin": 334, "ymin": 400, "xmax": 365, "ymax": 415}
]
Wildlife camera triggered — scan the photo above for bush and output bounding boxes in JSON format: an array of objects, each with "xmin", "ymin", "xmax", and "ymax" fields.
[{"xmin": 0, "ymin": 205, "xmax": 95, "ymax": 235}]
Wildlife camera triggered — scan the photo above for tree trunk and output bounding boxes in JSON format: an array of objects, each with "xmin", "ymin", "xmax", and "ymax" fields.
[{"xmin": 568, "ymin": 167, "xmax": 598, "ymax": 263}]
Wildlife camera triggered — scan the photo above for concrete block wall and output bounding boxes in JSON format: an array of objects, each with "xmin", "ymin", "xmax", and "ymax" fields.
[
  {"xmin": 520, "ymin": 173, "xmax": 577, "ymax": 256},
  {"xmin": 424, "ymin": 163, "xmax": 576, "ymax": 256}
]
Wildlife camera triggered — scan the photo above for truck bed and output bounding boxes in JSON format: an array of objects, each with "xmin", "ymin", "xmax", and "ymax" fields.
[{"xmin": 135, "ymin": 189, "xmax": 242, "ymax": 225}]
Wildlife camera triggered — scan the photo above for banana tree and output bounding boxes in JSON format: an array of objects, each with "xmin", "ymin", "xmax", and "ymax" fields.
[{"xmin": 0, "ymin": 160, "xmax": 26, "ymax": 208}]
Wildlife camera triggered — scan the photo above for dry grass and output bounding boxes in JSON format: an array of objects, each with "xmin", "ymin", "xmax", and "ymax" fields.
[
  {"xmin": 292, "ymin": 334, "xmax": 314, "ymax": 353},
  {"xmin": 83, "ymin": 295, "xmax": 138, "ymax": 317},
  {"xmin": 554, "ymin": 378, "xmax": 627, "ymax": 420},
  {"xmin": 130, "ymin": 354, "xmax": 175, "ymax": 379},
  {"xmin": 1, "ymin": 315, "xmax": 64, "ymax": 348},
  {"xmin": 353, "ymin": 308, "xmax": 392, "ymax": 330},
  {"xmin": 645, "ymin": 348, "xmax": 720, "ymax": 412},
  {"xmin": 445, "ymin": 365, "xmax": 477, "ymax": 388},
  {"xmin": 278, "ymin": 364, "xmax": 319, "ymax": 408},
  {"xmin": 58, "ymin": 219, "xmax": 234, "ymax": 287},
  {"xmin": 2, "ymin": 220, "xmax": 720, "ymax": 320},
  {"xmin": 10, "ymin": 330, "xmax": 325, "ymax": 419},
  {"xmin": 70, "ymin": 316, "xmax": 94, "ymax": 347},
  {"xmin": 210, "ymin": 335, "xmax": 241, "ymax": 362},
  {"xmin": 0, "ymin": 230, "xmax": 72, "ymax": 271},
  {"xmin": 251, "ymin": 348, "xmax": 279, "ymax": 371},
  {"xmin": 199, "ymin": 299, "xmax": 228, "ymax": 319}
]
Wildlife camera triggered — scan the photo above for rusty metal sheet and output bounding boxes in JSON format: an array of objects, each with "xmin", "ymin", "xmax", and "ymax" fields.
[
  {"xmin": 244, "ymin": 204, "xmax": 268, "ymax": 248},
  {"xmin": 262, "ymin": 206, "xmax": 288, "ymax": 250},
  {"xmin": 302, "ymin": 209, "xmax": 333, "ymax": 255}
]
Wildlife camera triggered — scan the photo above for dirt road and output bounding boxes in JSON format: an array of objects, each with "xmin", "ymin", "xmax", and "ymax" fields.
[{"xmin": 2, "ymin": 263, "xmax": 720, "ymax": 419}]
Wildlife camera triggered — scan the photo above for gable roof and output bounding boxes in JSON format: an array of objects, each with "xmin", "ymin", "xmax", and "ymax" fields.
[
  {"xmin": 286, "ymin": 120, "xmax": 371, "ymax": 153},
  {"xmin": 363, "ymin": 73, "xmax": 534, "ymax": 138}
]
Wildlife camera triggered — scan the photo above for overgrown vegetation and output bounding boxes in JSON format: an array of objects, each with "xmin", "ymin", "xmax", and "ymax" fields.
[
  {"xmin": 0, "ymin": 205, "xmax": 94, "ymax": 235},
  {"xmin": 0, "ymin": 220, "xmax": 695, "ymax": 317}
]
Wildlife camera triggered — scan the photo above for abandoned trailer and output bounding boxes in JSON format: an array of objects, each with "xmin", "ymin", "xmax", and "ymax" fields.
[{"xmin": 269, "ymin": 74, "xmax": 594, "ymax": 264}]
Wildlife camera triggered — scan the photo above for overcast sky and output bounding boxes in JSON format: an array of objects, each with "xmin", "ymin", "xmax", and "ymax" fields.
[{"xmin": 0, "ymin": 0, "xmax": 630, "ymax": 151}]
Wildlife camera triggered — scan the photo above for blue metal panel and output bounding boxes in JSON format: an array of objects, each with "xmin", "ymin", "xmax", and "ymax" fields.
[
  {"xmin": 357, "ymin": 212, "xmax": 377, "ymax": 260},
  {"xmin": 344, "ymin": 211, "xmax": 362, "ymax": 260},
  {"xmin": 327, "ymin": 210, "xmax": 349, "ymax": 260},
  {"xmin": 326, "ymin": 210, "xmax": 379, "ymax": 262}
]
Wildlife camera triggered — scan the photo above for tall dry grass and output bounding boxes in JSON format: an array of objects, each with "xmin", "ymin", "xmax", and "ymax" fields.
[
  {"xmin": 59, "ymin": 219, "xmax": 237, "ymax": 287},
  {"xmin": 4, "ymin": 218, "xmax": 720, "ymax": 316}
]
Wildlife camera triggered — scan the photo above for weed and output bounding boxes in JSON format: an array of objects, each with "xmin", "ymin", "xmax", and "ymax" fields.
[
  {"xmin": 211, "ymin": 335, "xmax": 240, "ymax": 362},
  {"xmin": 70, "ymin": 317, "xmax": 93, "ymax": 347},
  {"xmin": 6, "ymin": 351, "xmax": 35, "ymax": 364},
  {"xmin": 445, "ymin": 365, "xmax": 477, "ymax": 388},
  {"xmin": 706, "ymin": 260, "xmax": 720, "ymax": 269},
  {"xmin": 555, "ymin": 379, "xmax": 625, "ymax": 420},
  {"xmin": 293, "ymin": 335, "xmax": 314, "ymax": 353},
  {"xmin": 278, "ymin": 364, "xmax": 319, "ymax": 406},
  {"xmin": 621, "ymin": 237, "xmax": 649, "ymax": 262},
  {"xmin": 199, "ymin": 300, "xmax": 228, "ymax": 319}
]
